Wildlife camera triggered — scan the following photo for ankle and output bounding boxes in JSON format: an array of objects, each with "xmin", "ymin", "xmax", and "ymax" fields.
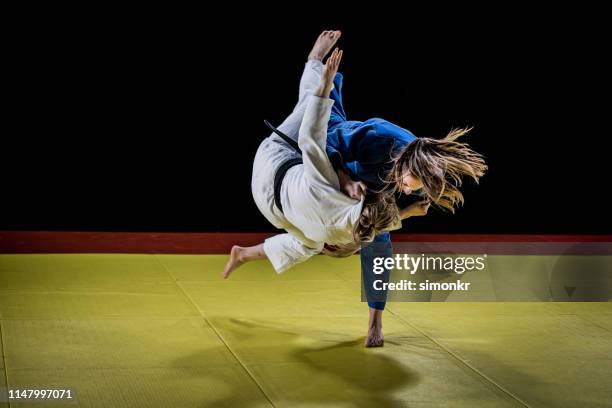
[
  {"xmin": 232, "ymin": 246, "xmax": 245, "ymax": 262},
  {"xmin": 239, "ymin": 248, "xmax": 249, "ymax": 263},
  {"xmin": 368, "ymin": 316, "xmax": 383, "ymax": 330}
]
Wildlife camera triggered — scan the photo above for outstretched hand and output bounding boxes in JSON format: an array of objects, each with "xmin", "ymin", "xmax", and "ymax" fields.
[
  {"xmin": 401, "ymin": 199, "xmax": 431, "ymax": 219},
  {"xmin": 323, "ymin": 47, "xmax": 343, "ymax": 86},
  {"xmin": 315, "ymin": 47, "xmax": 343, "ymax": 98}
]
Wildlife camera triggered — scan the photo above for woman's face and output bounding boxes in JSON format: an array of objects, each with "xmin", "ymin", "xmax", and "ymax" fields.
[{"xmin": 401, "ymin": 173, "xmax": 424, "ymax": 195}]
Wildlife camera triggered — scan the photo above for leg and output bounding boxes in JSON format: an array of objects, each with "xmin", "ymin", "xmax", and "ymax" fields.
[
  {"xmin": 223, "ymin": 243, "xmax": 266, "ymax": 279},
  {"xmin": 296, "ymin": 60, "xmax": 323, "ymax": 107},
  {"xmin": 360, "ymin": 232, "xmax": 392, "ymax": 347},
  {"xmin": 367, "ymin": 307, "xmax": 384, "ymax": 347},
  {"xmin": 276, "ymin": 31, "xmax": 341, "ymax": 142},
  {"xmin": 300, "ymin": 30, "xmax": 341, "ymax": 103}
]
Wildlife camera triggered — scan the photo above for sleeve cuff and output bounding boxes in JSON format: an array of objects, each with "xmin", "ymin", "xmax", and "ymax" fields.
[
  {"xmin": 309, "ymin": 93, "xmax": 335, "ymax": 104},
  {"xmin": 263, "ymin": 234, "xmax": 323, "ymax": 274},
  {"xmin": 263, "ymin": 238, "xmax": 290, "ymax": 274}
]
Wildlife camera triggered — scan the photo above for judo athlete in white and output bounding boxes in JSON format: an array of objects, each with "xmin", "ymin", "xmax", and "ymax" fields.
[{"xmin": 222, "ymin": 32, "xmax": 402, "ymax": 346}]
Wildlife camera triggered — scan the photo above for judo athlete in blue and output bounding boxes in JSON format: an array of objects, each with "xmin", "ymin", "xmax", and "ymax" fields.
[
  {"xmin": 324, "ymin": 71, "xmax": 425, "ymax": 347},
  {"xmin": 324, "ymin": 68, "xmax": 486, "ymax": 347}
]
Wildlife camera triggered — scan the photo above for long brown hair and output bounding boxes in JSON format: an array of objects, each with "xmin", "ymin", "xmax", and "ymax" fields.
[
  {"xmin": 322, "ymin": 194, "xmax": 400, "ymax": 258},
  {"xmin": 353, "ymin": 193, "xmax": 400, "ymax": 243},
  {"xmin": 387, "ymin": 127, "xmax": 487, "ymax": 212}
]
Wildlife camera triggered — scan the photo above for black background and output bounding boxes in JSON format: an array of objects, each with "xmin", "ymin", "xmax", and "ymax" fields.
[{"xmin": 3, "ymin": 8, "xmax": 610, "ymax": 234}]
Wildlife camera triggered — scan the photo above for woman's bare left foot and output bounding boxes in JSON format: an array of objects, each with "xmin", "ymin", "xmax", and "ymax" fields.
[
  {"xmin": 308, "ymin": 30, "xmax": 341, "ymax": 61},
  {"xmin": 223, "ymin": 245, "xmax": 244, "ymax": 279}
]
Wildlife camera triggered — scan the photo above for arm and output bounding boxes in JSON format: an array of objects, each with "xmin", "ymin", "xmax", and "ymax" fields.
[
  {"xmin": 326, "ymin": 142, "xmax": 351, "ymax": 175},
  {"xmin": 400, "ymin": 199, "xmax": 431, "ymax": 220},
  {"xmin": 298, "ymin": 48, "xmax": 346, "ymax": 187},
  {"xmin": 312, "ymin": 48, "xmax": 341, "ymax": 99}
]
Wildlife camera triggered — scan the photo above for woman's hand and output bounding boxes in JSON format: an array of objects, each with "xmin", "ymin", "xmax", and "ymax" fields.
[
  {"xmin": 401, "ymin": 199, "xmax": 431, "ymax": 219},
  {"xmin": 315, "ymin": 47, "xmax": 343, "ymax": 98},
  {"xmin": 337, "ymin": 168, "xmax": 367, "ymax": 200}
]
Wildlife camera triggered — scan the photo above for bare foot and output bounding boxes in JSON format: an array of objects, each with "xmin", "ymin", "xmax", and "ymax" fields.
[
  {"xmin": 308, "ymin": 30, "xmax": 341, "ymax": 61},
  {"xmin": 223, "ymin": 245, "xmax": 244, "ymax": 279},
  {"xmin": 365, "ymin": 324, "xmax": 385, "ymax": 347},
  {"xmin": 365, "ymin": 307, "xmax": 384, "ymax": 347}
]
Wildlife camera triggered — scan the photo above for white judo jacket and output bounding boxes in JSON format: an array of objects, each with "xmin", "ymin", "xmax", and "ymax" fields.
[{"xmin": 251, "ymin": 60, "xmax": 364, "ymax": 273}]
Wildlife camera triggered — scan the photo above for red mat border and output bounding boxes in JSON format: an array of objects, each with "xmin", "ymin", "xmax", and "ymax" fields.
[{"xmin": 1, "ymin": 231, "xmax": 610, "ymax": 254}]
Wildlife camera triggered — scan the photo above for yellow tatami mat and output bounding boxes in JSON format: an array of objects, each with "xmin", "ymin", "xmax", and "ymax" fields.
[{"xmin": 0, "ymin": 254, "xmax": 611, "ymax": 407}]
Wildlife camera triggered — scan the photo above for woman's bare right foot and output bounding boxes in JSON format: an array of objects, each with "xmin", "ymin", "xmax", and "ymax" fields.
[
  {"xmin": 223, "ymin": 245, "xmax": 244, "ymax": 279},
  {"xmin": 308, "ymin": 30, "xmax": 341, "ymax": 61},
  {"xmin": 365, "ymin": 307, "xmax": 384, "ymax": 347},
  {"xmin": 365, "ymin": 325, "xmax": 385, "ymax": 348}
]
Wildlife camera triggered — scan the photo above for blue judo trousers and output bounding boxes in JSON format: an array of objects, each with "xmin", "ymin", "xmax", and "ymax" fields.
[{"xmin": 326, "ymin": 72, "xmax": 417, "ymax": 310}]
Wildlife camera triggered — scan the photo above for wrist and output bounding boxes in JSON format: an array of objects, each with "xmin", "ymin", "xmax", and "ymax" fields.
[
  {"xmin": 337, "ymin": 168, "xmax": 352, "ymax": 185},
  {"xmin": 401, "ymin": 208, "xmax": 413, "ymax": 218},
  {"xmin": 314, "ymin": 83, "xmax": 332, "ymax": 98}
]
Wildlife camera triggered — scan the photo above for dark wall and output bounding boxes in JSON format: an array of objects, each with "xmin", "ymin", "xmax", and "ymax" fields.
[{"xmin": 3, "ymin": 11, "xmax": 610, "ymax": 234}]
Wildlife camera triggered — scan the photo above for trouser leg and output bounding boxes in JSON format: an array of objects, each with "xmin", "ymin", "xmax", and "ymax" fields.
[
  {"xmin": 361, "ymin": 232, "xmax": 392, "ymax": 310},
  {"xmin": 275, "ymin": 59, "xmax": 324, "ymax": 142}
]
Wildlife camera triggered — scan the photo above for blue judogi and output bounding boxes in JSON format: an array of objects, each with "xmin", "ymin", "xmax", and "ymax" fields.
[
  {"xmin": 326, "ymin": 72, "xmax": 417, "ymax": 310},
  {"xmin": 326, "ymin": 73, "xmax": 417, "ymax": 192}
]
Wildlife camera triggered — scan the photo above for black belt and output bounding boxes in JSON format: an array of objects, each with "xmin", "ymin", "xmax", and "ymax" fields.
[{"xmin": 264, "ymin": 120, "xmax": 303, "ymax": 213}]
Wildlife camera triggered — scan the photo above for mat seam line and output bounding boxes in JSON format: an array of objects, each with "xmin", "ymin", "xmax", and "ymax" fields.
[
  {"xmin": 570, "ymin": 313, "xmax": 612, "ymax": 334},
  {"xmin": 387, "ymin": 309, "xmax": 531, "ymax": 408},
  {"xmin": 0, "ymin": 320, "xmax": 11, "ymax": 408},
  {"xmin": 152, "ymin": 255, "xmax": 276, "ymax": 408}
]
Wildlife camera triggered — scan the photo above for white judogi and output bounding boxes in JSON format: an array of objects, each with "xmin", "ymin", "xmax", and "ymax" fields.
[{"xmin": 251, "ymin": 59, "xmax": 364, "ymax": 273}]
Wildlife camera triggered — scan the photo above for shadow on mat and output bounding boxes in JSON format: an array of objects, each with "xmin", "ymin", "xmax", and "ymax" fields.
[{"xmin": 172, "ymin": 318, "xmax": 420, "ymax": 407}]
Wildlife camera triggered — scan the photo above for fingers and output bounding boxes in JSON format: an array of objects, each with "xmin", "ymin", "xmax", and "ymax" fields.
[
  {"xmin": 358, "ymin": 182, "xmax": 367, "ymax": 197},
  {"xmin": 334, "ymin": 49, "xmax": 343, "ymax": 68},
  {"xmin": 329, "ymin": 48, "xmax": 338, "ymax": 63},
  {"xmin": 347, "ymin": 181, "xmax": 367, "ymax": 200},
  {"xmin": 326, "ymin": 48, "xmax": 343, "ymax": 70},
  {"xmin": 334, "ymin": 48, "xmax": 343, "ymax": 65},
  {"xmin": 355, "ymin": 183, "xmax": 366, "ymax": 200}
]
